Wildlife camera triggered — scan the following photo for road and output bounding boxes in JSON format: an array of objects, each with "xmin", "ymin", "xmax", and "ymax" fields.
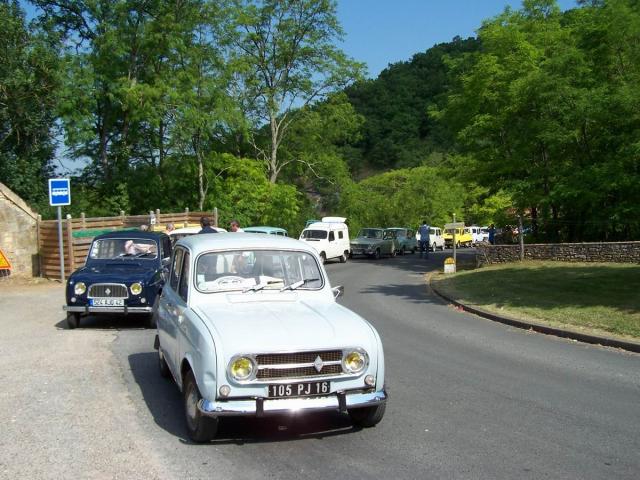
[{"xmin": 2, "ymin": 251, "xmax": 639, "ymax": 479}]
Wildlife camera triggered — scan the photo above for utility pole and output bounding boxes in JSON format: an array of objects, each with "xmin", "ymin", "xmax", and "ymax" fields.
[
  {"xmin": 452, "ymin": 213, "xmax": 457, "ymax": 269},
  {"xmin": 518, "ymin": 214, "xmax": 524, "ymax": 261}
]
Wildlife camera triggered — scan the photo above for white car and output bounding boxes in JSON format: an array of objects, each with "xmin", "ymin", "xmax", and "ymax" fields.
[
  {"xmin": 415, "ymin": 226, "xmax": 445, "ymax": 251},
  {"xmin": 299, "ymin": 216, "xmax": 350, "ymax": 263},
  {"xmin": 168, "ymin": 226, "xmax": 226, "ymax": 242},
  {"xmin": 154, "ymin": 233, "xmax": 387, "ymax": 442}
]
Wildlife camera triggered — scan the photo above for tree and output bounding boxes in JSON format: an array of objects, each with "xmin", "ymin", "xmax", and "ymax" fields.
[
  {"xmin": 232, "ymin": 0, "xmax": 363, "ymax": 183},
  {"xmin": 0, "ymin": 0, "xmax": 60, "ymax": 208}
]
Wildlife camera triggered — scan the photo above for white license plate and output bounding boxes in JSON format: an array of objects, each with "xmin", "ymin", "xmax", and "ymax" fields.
[
  {"xmin": 268, "ymin": 381, "xmax": 330, "ymax": 398},
  {"xmin": 90, "ymin": 298, "xmax": 125, "ymax": 307}
]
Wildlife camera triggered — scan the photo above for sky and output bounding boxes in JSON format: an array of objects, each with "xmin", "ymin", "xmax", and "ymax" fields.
[{"xmin": 337, "ymin": 0, "xmax": 578, "ymax": 78}]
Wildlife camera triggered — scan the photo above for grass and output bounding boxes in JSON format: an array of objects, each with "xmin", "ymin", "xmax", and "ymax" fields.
[{"xmin": 431, "ymin": 261, "xmax": 640, "ymax": 340}]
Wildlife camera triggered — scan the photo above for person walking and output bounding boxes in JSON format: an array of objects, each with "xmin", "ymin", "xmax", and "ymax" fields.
[
  {"xmin": 418, "ymin": 220, "xmax": 430, "ymax": 256},
  {"xmin": 198, "ymin": 216, "xmax": 218, "ymax": 234}
]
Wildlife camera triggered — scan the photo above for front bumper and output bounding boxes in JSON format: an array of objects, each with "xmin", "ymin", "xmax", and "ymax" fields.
[
  {"xmin": 198, "ymin": 388, "xmax": 387, "ymax": 417},
  {"xmin": 64, "ymin": 305, "xmax": 152, "ymax": 314}
]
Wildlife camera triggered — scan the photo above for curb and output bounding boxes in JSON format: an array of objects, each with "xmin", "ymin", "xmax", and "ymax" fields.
[{"xmin": 428, "ymin": 274, "xmax": 640, "ymax": 354}]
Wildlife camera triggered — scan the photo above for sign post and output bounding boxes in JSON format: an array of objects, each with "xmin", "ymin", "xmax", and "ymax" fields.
[{"xmin": 48, "ymin": 179, "xmax": 71, "ymax": 282}]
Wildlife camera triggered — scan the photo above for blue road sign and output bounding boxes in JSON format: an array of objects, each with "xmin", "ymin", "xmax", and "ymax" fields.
[{"xmin": 49, "ymin": 178, "xmax": 71, "ymax": 206}]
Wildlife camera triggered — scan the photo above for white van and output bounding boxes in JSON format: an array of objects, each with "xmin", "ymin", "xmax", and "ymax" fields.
[
  {"xmin": 429, "ymin": 226, "xmax": 445, "ymax": 251},
  {"xmin": 299, "ymin": 216, "xmax": 350, "ymax": 263},
  {"xmin": 467, "ymin": 226, "xmax": 487, "ymax": 243}
]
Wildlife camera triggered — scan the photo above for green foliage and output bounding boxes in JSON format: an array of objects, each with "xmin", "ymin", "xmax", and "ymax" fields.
[
  {"xmin": 0, "ymin": 0, "xmax": 60, "ymax": 208},
  {"xmin": 339, "ymin": 166, "xmax": 467, "ymax": 236}
]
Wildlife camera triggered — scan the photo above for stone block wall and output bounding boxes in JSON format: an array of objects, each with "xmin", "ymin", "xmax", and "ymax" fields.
[
  {"xmin": 476, "ymin": 242, "xmax": 640, "ymax": 266},
  {"xmin": 0, "ymin": 183, "xmax": 39, "ymax": 277}
]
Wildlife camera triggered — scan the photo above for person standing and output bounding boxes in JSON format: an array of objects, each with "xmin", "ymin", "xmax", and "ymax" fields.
[
  {"xmin": 488, "ymin": 224, "xmax": 496, "ymax": 245},
  {"xmin": 418, "ymin": 220, "xmax": 430, "ymax": 256},
  {"xmin": 229, "ymin": 219, "xmax": 244, "ymax": 232},
  {"xmin": 198, "ymin": 216, "xmax": 218, "ymax": 234},
  {"xmin": 165, "ymin": 223, "xmax": 175, "ymax": 233}
]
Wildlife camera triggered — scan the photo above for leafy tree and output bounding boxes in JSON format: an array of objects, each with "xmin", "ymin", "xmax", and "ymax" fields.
[
  {"xmin": 231, "ymin": 0, "xmax": 363, "ymax": 183},
  {"xmin": 0, "ymin": 0, "xmax": 60, "ymax": 208}
]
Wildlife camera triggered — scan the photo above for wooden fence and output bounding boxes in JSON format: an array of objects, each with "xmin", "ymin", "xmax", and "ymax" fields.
[{"xmin": 38, "ymin": 208, "xmax": 218, "ymax": 279}]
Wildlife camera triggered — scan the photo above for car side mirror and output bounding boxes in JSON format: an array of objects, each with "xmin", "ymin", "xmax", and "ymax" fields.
[{"xmin": 332, "ymin": 285, "xmax": 344, "ymax": 299}]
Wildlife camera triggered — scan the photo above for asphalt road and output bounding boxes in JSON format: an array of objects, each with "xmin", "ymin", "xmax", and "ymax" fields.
[
  {"xmin": 2, "ymin": 250, "xmax": 639, "ymax": 479},
  {"xmin": 110, "ymin": 249, "xmax": 640, "ymax": 480}
]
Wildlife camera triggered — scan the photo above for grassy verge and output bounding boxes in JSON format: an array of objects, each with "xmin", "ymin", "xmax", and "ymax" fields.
[{"xmin": 431, "ymin": 261, "xmax": 640, "ymax": 340}]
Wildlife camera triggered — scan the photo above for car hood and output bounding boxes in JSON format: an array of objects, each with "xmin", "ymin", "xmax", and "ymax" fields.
[
  {"xmin": 351, "ymin": 237, "xmax": 384, "ymax": 246},
  {"xmin": 193, "ymin": 299, "xmax": 376, "ymax": 357}
]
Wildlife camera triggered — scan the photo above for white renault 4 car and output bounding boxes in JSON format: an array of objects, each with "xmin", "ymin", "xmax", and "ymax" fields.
[{"xmin": 154, "ymin": 233, "xmax": 387, "ymax": 442}]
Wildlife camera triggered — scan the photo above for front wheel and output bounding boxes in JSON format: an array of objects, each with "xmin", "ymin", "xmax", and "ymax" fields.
[
  {"xmin": 183, "ymin": 371, "xmax": 218, "ymax": 442},
  {"xmin": 432, "ymin": 242, "xmax": 436, "ymax": 252},
  {"xmin": 349, "ymin": 403, "xmax": 386, "ymax": 428},
  {"xmin": 400, "ymin": 246, "xmax": 405, "ymax": 256},
  {"xmin": 374, "ymin": 248, "xmax": 381, "ymax": 260},
  {"xmin": 320, "ymin": 252, "xmax": 327, "ymax": 264},
  {"xmin": 66, "ymin": 312, "xmax": 80, "ymax": 329},
  {"xmin": 340, "ymin": 251, "xmax": 348, "ymax": 263}
]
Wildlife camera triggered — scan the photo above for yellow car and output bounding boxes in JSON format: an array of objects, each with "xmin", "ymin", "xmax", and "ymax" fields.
[{"xmin": 443, "ymin": 226, "xmax": 473, "ymax": 248}]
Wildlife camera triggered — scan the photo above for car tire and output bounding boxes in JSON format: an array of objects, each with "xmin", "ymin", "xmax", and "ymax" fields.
[
  {"xmin": 320, "ymin": 252, "xmax": 327, "ymax": 264},
  {"xmin": 374, "ymin": 249, "xmax": 381, "ymax": 260},
  {"xmin": 183, "ymin": 370, "xmax": 218, "ymax": 442},
  {"xmin": 349, "ymin": 403, "xmax": 386, "ymax": 428},
  {"xmin": 158, "ymin": 349, "xmax": 171, "ymax": 379},
  {"xmin": 340, "ymin": 251, "xmax": 348, "ymax": 263},
  {"xmin": 390, "ymin": 248, "xmax": 397, "ymax": 258},
  {"xmin": 432, "ymin": 242, "xmax": 436, "ymax": 252},
  {"xmin": 67, "ymin": 312, "xmax": 80, "ymax": 329},
  {"xmin": 399, "ymin": 246, "xmax": 405, "ymax": 256}
]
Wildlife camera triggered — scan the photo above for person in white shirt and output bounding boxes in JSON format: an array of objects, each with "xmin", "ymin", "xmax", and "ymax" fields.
[{"xmin": 229, "ymin": 219, "xmax": 244, "ymax": 232}]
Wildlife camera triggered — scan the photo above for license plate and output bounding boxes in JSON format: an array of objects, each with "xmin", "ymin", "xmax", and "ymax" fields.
[
  {"xmin": 90, "ymin": 298, "xmax": 125, "ymax": 307},
  {"xmin": 268, "ymin": 381, "xmax": 330, "ymax": 398}
]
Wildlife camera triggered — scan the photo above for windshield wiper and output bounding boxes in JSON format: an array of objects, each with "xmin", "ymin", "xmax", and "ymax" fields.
[
  {"xmin": 135, "ymin": 252, "xmax": 155, "ymax": 258},
  {"xmin": 243, "ymin": 280, "xmax": 282, "ymax": 293},
  {"xmin": 279, "ymin": 278, "xmax": 320, "ymax": 292}
]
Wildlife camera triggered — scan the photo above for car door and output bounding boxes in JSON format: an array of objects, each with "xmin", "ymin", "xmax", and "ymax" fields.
[{"xmin": 158, "ymin": 247, "xmax": 185, "ymax": 376}]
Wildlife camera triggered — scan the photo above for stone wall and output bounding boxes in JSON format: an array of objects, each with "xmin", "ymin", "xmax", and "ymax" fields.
[
  {"xmin": 0, "ymin": 183, "xmax": 39, "ymax": 277},
  {"xmin": 476, "ymin": 242, "xmax": 640, "ymax": 266}
]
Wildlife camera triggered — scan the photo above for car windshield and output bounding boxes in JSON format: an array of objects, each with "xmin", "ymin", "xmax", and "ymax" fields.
[
  {"xmin": 89, "ymin": 238, "xmax": 158, "ymax": 259},
  {"xmin": 358, "ymin": 229, "xmax": 383, "ymax": 239},
  {"xmin": 195, "ymin": 249, "xmax": 323, "ymax": 293},
  {"xmin": 301, "ymin": 229, "xmax": 327, "ymax": 240},
  {"xmin": 445, "ymin": 229, "xmax": 463, "ymax": 235}
]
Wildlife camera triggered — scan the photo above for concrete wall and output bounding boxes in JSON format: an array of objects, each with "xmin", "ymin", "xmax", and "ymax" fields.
[
  {"xmin": 475, "ymin": 242, "xmax": 640, "ymax": 266},
  {"xmin": 0, "ymin": 182, "xmax": 39, "ymax": 277}
]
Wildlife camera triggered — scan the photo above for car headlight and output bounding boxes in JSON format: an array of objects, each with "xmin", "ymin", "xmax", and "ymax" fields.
[
  {"xmin": 130, "ymin": 282, "xmax": 143, "ymax": 295},
  {"xmin": 343, "ymin": 349, "xmax": 368, "ymax": 374},
  {"xmin": 230, "ymin": 357, "xmax": 255, "ymax": 381},
  {"xmin": 74, "ymin": 282, "xmax": 86, "ymax": 295}
]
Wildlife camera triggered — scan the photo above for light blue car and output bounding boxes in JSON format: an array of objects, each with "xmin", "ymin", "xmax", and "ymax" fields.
[{"xmin": 244, "ymin": 226, "xmax": 288, "ymax": 237}]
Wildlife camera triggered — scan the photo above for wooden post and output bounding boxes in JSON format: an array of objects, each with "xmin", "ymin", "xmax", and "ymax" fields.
[
  {"xmin": 66, "ymin": 214, "xmax": 74, "ymax": 278},
  {"xmin": 518, "ymin": 215, "xmax": 525, "ymax": 261},
  {"xmin": 156, "ymin": 208, "xmax": 161, "ymax": 227},
  {"xmin": 120, "ymin": 210, "xmax": 125, "ymax": 228},
  {"xmin": 36, "ymin": 214, "xmax": 42, "ymax": 277},
  {"xmin": 80, "ymin": 212, "xmax": 86, "ymax": 230},
  {"xmin": 184, "ymin": 207, "xmax": 189, "ymax": 227},
  {"xmin": 213, "ymin": 207, "xmax": 218, "ymax": 227}
]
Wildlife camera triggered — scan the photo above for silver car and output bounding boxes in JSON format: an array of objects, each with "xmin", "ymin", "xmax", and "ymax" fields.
[{"xmin": 155, "ymin": 233, "xmax": 387, "ymax": 441}]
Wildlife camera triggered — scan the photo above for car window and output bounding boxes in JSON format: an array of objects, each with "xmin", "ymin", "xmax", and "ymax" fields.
[
  {"xmin": 178, "ymin": 251, "xmax": 190, "ymax": 302},
  {"xmin": 195, "ymin": 249, "xmax": 323, "ymax": 293},
  {"xmin": 170, "ymin": 248, "xmax": 184, "ymax": 291},
  {"xmin": 358, "ymin": 229, "xmax": 383, "ymax": 239},
  {"xmin": 329, "ymin": 231, "xmax": 335, "ymax": 242},
  {"xmin": 338, "ymin": 231, "xmax": 343, "ymax": 239},
  {"xmin": 301, "ymin": 229, "xmax": 327, "ymax": 240},
  {"xmin": 89, "ymin": 237, "xmax": 158, "ymax": 259}
]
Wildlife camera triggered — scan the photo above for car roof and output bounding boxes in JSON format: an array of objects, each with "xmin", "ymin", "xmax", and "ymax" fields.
[
  {"xmin": 359, "ymin": 227, "xmax": 384, "ymax": 231},
  {"xmin": 244, "ymin": 226, "xmax": 287, "ymax": 233},
  {"xmin": 385, "ymin": 227, "xmax": 408, "ymax": 230},
  {"xmin": 92, "ymin": 230, "xmax": 167, "ymax": 241},
  {"xmin": 177, "ymin": 232, "xmax": 315, "ymax": 254},
  {"xmin": 170, "ymin": 226, "xmax": 227, "ymax": 234}
]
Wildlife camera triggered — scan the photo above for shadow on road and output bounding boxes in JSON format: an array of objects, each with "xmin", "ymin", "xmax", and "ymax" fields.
[
  {"xmin": 55, "ymin": 314, "xmax": 151, "ymax": 330},
  {"xmin": 128, "ymin": 352, "xmax": 360, "ymax": 444}
]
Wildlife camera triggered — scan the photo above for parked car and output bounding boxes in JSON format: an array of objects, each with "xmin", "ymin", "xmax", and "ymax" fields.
[
  {"xmin": 350, "ymin": 228, "xmax": 396, "ymax": 259},
  {"xmin": 466, "ymin": 225, "xmax": 488, "ymax": 243},
  {"xmin": 428, "ymin": 226, "xmax": 445, "ymax": 251},
  {"xmin": 443, "ymin": 225, "xmax": 473, "ymax": 248},
  {"xmin": 63, "ymin": 231, "xmax": 172, "ymax": 329},
  {"xmin": 169, "ymin": 226, "xmax": 227, "ymax": 243},
  {"xmin": 244, "ymin": 226, "xmax": 288, "ymax": 236},
  {"xmin": 384, "ymin": 228, "xmax": 417, "ymax": 255},
  {"xmin": 299, "ymin": 217, "xmax": 350, "ymax": 263},
  {"xmin": 155, "ymin": 233, "xmax": 387, "ymax": 442}
]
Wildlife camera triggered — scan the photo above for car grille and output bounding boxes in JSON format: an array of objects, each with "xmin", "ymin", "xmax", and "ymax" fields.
[
  {"xmin": 255, "ymin": 350, "xmax": 344, "ymax": 380},
  {"xmin": 88, "ymin": 283, "xmax": 128, "ymax": 299}
]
